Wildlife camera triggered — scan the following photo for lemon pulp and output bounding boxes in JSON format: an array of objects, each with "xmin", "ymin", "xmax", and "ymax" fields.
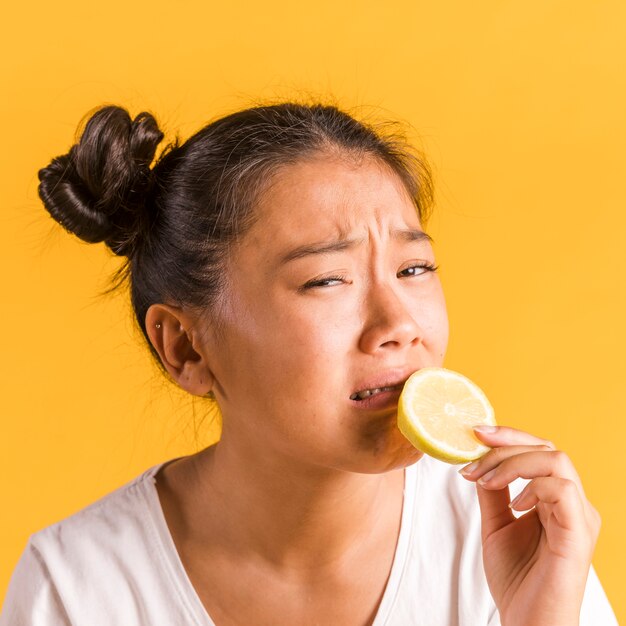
[{"xmin": 397, "ymin": 367, "xmax": 496, "ymax": 464}]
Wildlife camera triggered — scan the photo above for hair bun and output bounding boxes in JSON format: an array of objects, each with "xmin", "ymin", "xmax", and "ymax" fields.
[{"xmin": 37, "ymin": 106, "xmax": 164, "ymax": 256}]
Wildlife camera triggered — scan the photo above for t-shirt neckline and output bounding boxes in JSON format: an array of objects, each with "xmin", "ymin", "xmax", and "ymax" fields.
[{"xmin": 142, "ymin": 457, "xmax": 417, "ymax": 625}]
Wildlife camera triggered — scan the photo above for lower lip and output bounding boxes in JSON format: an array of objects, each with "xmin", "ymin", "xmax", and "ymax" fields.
[{"xmin": 349, "ymin": 387, "xmax": 403, "ymax": 411}]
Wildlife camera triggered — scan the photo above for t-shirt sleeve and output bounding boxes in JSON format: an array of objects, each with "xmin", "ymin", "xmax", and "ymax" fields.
[{"xmin": 0, "ymin": 540, "xmax": 71, "ymax": 626}]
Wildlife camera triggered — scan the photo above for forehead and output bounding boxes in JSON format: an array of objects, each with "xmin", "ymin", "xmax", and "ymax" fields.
[{"xmin": 248, "ymin": 154, "xmax": 422, "ymax": 245}]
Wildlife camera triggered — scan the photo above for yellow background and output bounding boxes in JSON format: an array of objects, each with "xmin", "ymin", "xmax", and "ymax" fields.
[{"xmin": 1, "ymin": 0, "xmax": 624, "ymax": 620}]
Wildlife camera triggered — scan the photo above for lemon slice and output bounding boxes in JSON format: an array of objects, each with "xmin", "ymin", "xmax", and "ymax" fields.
[{"xmin": 397, "ymin": 367, "xmax": 496, "ymax": 464}]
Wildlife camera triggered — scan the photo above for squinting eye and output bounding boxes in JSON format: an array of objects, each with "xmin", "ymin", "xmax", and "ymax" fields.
[
  {"xmin": 301, "ymin": 275, "xmax": 348, "ymax": 290},
  {"xmin": 398, "ymin": 262, "xmax": 439, "ymax": 277}
]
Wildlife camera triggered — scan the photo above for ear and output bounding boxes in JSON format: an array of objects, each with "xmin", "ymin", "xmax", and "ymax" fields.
[{"xmin": 145, "ymin": 303, "xmax": 215, "ymax": 397}]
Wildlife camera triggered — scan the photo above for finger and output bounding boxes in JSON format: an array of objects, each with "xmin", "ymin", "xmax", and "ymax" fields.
[
  {"xmin": 459, "ymin": 443, "xmax": 554, "ymax": 479},
  {"xmin": 509, "ymin": 477, "xmax": 587, "ymax": 534},
  {"xmin": 535, "ymin": 501, "xmax": 555, "ymax": 529},
  {"xmin": 475, "ymin": 449, "xmax": 600, "ymax": 536},
  {"xmin": 512, "ymin": 479, "xmax": 596, "ymax": 563},
  {"xmin": 475, "ymin": 482, "xmax": 515, "ymax": 540},
  {"xmin": 472, "ymin": 449, "xmax": 586, "ymax": 499},
  {"xmin": 473, "ymin": 425, "xmax": 555, "ymax": 448}
]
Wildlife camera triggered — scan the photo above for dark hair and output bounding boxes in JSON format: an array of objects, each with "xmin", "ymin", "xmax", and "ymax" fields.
[{"xmin": 38, "ymin": 100, "xmax": 434, "ymax": 375}]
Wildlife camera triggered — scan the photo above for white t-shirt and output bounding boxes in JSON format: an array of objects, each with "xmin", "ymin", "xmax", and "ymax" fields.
[{"xmin": 1, "ymin": 455, "xmax": 618, "ymax": 625}]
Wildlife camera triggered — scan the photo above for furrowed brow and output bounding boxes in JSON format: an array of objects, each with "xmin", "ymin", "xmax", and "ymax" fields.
[
  {"xmin": 279, "ymin": 229, "xmax": 432, "ymax": 265},
  {"xmin": 280, "ymin": 238, "xmax": 361, "ymax": 264}
]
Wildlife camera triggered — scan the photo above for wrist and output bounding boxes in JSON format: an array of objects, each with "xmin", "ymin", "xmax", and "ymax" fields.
[{"xmin": 502, "ymin": 611, "xmax": 580, "ymax": 626}]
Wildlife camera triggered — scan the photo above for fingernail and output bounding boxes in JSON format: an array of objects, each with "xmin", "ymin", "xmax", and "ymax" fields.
[
  {"xmin": 478, "ymin": 468, "xmax": 496, "ymax": 485},
  {"xmin": 509, "ymin": 492, "xmax": 523, "ymax": 509},
  {"xmin": 458, "ymin": 461, "xmax": 479, "ymax": 476},
  {"xmin": 473, "ymin": 425, "xmax": 498, "ymax": 434}
]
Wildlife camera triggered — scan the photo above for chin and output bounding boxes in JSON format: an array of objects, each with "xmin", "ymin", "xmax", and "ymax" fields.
[
  {"xmin": 343, "ymin": 450, "xmax": 425, "ymax": 475},
  {"xmin": 344, "ymin": 428, "xmax": 426, "ymax": 474},
  {"xmin": 379, "ymin": 444, "xmax": 425, "ymax": 472}
]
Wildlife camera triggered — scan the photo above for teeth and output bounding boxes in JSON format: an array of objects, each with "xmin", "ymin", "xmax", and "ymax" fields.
[{"xmin": 351, "ymin": 386, "xmax": 397, "ymax": 401}]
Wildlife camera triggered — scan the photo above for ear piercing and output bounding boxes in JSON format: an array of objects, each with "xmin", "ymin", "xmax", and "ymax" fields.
[{"xmin": 155, "ymin": 323, "xmax": 161, "ymax": 329}]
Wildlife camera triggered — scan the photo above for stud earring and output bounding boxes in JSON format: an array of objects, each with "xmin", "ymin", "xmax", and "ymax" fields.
[{"xmin": 155, "ymin": 323, "xmax": 161, "ymax": 329}]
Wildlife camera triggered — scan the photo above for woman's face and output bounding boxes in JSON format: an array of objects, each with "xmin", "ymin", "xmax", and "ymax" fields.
[{"xmin": 200, "ymin": 153, "xmax": 449, "ymax": 474}]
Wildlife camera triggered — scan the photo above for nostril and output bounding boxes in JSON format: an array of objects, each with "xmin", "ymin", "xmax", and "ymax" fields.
[
  {"xmin": 359, "ymin": 322, "xmax": 423, "ymax": 354},
  {"xmin": 358, "ymin": 285, "xmax": 425, "ymax": 354}
]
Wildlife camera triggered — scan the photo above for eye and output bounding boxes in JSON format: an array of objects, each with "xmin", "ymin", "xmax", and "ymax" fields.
[
  {"xmin": 300, "ymin": 274, "xmax": 349, "ymax": 291},
  {"xmin": 398, "ymin": 261, "xmax": 439, "ymax": 278}
]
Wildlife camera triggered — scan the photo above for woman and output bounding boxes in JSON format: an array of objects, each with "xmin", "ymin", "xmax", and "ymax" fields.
[{"xmin": 1, "ymin": 102, "xmax": 617, "ymax": 625}]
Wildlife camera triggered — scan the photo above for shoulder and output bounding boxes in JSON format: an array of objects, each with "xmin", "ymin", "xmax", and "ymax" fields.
[
  {"xmin": 1, "ymin": 461, "xmax": 171, "ymax": 624},
  {"xmin": 30, "ymin": 461, "xmax": 165, "ymax": 565}
]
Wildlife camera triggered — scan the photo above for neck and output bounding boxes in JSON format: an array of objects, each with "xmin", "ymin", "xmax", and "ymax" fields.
[{"xmin": 184, "ymin": 430, "xmax": 405, "ymax": 573}]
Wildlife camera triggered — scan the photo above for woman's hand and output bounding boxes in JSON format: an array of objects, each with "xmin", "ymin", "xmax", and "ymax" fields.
[{"xmin": 459, "ymin": 425, "xmax": 601, "ymax": 626}]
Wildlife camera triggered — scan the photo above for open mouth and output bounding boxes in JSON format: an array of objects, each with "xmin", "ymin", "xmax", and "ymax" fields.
[{"xmin": 349, "ymin": 383, "xmax": 404, "ymax": 401}]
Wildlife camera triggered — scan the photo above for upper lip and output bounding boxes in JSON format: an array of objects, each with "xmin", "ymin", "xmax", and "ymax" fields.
[{"xmin": 349, "ymin": 368, "xmax": 420, "ymax": 399}]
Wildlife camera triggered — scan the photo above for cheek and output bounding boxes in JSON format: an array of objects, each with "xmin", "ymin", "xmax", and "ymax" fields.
[
  {"xmin": 422, "ymin": 283, "xmax": 449, "ymax": 351},
  {"xmin": 274, "ymin": 290, "xmax": 356, "ymax": 349},
  {"xmin": 277, "ymin": 312, "xmax": 352, "ymax": 381},
  {"xmin": 426, "ymin": 302, "xmax": 449, "ymax": 352},
  {"xmin": 261, "ymin": 309, "xmax": 359, "ymax": 420},
  {"xmin": 223, "ymin": 295, "xmax": 350, "ymax": 398}
]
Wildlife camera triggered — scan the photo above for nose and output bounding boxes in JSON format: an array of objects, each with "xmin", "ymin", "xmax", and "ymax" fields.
[{"xmin": 358, "ymin": 280, "xmax": 424, "ymax": 355}]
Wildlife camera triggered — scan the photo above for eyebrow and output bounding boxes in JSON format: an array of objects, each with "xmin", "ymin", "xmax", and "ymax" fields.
[{"xmin": 279, "ymin": 229, "xmax": 433, "ymax": 264}]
